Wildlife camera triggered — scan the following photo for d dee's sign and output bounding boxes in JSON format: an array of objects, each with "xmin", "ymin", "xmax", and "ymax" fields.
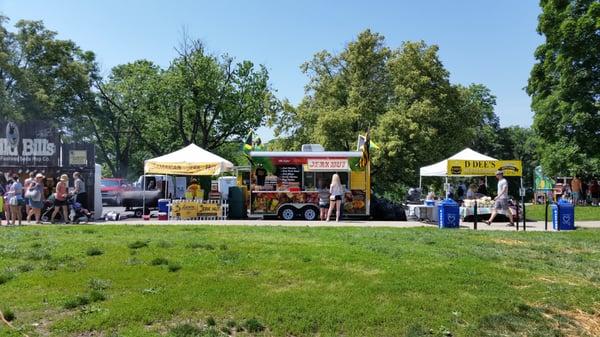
[
  {"xmin": 0, "ymin": 121, "xmax": 59, "ymax": 167},
  {"xmin": 447, "ymin": 160, "xmax": 522, "ymax": 177}
]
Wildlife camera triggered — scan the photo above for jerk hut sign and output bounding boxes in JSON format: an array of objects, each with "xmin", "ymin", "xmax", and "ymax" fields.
[{"xmin": 0, "ymin": 121, "xmax": 59, "ymax": 167}]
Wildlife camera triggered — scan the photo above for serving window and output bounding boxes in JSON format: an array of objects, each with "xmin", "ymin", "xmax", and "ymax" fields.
[{"xmin": 303, "ymin": 171, "xmax": 349, "ymax": 190}]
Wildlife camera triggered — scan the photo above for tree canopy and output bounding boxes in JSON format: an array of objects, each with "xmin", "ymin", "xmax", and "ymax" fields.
[{"xmin": 527, "ymin": 0, "xmax": 600, "ymax": 176}]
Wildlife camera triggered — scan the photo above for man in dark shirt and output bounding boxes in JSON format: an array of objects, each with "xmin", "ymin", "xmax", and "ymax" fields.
[
  {"xmin": 255, "ymin": 165, "xmax": 267, "ymax": 186},
  {"xmin": 477, "ymin": 178, "xmax": 488, "ymax": 196}
]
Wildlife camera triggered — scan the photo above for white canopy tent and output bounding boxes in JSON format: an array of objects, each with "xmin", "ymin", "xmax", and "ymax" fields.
[
  {"xmin": 419, "ymin": 148, "xmax": 498, "ymax": 191},
  {"xmin": 142, "ymin": 144, "xmax": 234, "ymax": 214}
]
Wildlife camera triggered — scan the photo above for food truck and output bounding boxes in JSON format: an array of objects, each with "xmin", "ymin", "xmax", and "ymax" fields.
[{"xmin": 244, "ymin": 148, "xmax": 370, "ymax": 220}]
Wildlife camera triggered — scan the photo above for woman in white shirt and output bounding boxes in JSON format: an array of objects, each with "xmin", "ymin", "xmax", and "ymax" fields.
[{"xmin": 327, "ymin": 174, "xmax": 344, "ymax": 222}]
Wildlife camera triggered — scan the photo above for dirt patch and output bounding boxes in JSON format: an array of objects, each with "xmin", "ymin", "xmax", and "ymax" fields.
[
  {"xmin": 536, "ymin": 275, "xmax": 590, "ymax": 287},
  {"xmin": 543, "ymin": 307, "xmax": 600, "ymax": 337},
  {"xmin": 491, "ymin": 238, "xmax": 525, "ymax": 246}
]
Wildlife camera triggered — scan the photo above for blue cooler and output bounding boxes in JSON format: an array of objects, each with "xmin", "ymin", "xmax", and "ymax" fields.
[
  {"xmin": 552, "ymin": 199, "xmax": 575, "ymax": 230},
  {"xmin": 438, "ymin": 198, "xmax": 460, "ymax": 228},
  {"xmin": 425, "ymin": 200, "xmax": 435, "ymax": 206},
  {"xmin": 158, "ymin": 199, "xmax": 170, "ymax": 213}
]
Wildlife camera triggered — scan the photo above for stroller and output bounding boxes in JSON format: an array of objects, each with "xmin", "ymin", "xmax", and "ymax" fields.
[{"xmin": 41, "ymin": 195, "xmax": 93, "ymax": 224}]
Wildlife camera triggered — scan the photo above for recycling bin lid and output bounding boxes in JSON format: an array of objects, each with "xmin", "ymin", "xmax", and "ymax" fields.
[{"xmin": 440, "ymin": 198, "xmax": 458, "ymax": 206}]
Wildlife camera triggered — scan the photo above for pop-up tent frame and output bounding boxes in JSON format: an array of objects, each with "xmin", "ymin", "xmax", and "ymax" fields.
[{"xmin": 141, "ymin": 143, "xmax": 234, "ymax": 215}]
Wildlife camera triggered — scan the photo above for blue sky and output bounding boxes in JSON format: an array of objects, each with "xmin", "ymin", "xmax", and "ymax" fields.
[{"xmin": 1, "ymin": 0, "xmax": 543, "ymax": 140}]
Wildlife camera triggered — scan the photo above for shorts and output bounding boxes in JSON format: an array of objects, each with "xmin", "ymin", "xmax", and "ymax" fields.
[
  {"xmin": 25, "ymin": 197, "xmax": 31, "ymax": 206},
  {"xmin": 54, "ymin": 198, "xmax": 67, "ymax": 206},
  {"xmin": 493, "ymin": 198, "xmax": 508, "ymax": 211},
  {"xmin": 319, "ymin": 202, "xmax": 329, "ymax": 209},
  {"xmin": 592, "ymin": 193, "xmax": 600, "ymax": 199},
  {"xmin": 30, "ymin": 200, "xmax": 44, "ymax": 209},
  {"xmin": 332, "ymin": 195, "xmax": 342, "ymax": 201},
  {"xmin": 572, "ymin": 192, "xmax": 581, "ymax": 200}
]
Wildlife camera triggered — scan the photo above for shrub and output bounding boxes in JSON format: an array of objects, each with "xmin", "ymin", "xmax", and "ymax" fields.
[
  {"xmin": 170, "ymin": 323, "xmax": 202, "ymax": 337},
  {"xmin": 2, "ymin": 307, "xmax": 15, "ymax": 321},
  {"xmin": 17, "ymin": 264, "xmax": 34, "ymax": 273},
  {"xmin": 206, "ymin": 316, "xmax": 216, "ymax": 326},
  {"xmin": 128, "ymin": 240, "xmax": 148, "ymax": 249},
  {"xmin": 244, "ymin": 318, "xmax": 265, "ymax": 333},
  {"xmin": 86, "ymin": 247, "xmax": 104, "ymax": 256},
  {"xmin": 64, "ymin": 295, "xmax": 90, "ymax": 309},
  {"xmin": 0, "ymin": 272, "xmax": 15, "ymax": 285},
  {"xmin": 157, "ymin": 240, "xmax": 174, "ymax": 248},
  {"xmin": 89, "ymin": 278, "xmax": 111, "ymax": 291},
  {"xmin": 168, "ymin": 262, "xmax": 182, "ymax": 272},
  {"xmin": 150, "ymin": 257, "xmax": 169, "ymax": 266},
  {"xmin": 89, "ymin": 290, "xmax": 106, "ymax": 302}
]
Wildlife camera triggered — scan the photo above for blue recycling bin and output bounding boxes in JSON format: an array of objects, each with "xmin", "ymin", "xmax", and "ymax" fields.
[
  {"xmin": 438, "ymin": 198, "xmax": 460, "ymax": 228},
  {"xmin": 158, "ymin": 199, "xmax": 170, "ymax": 213},
  {"xmin": 551, "ymin": 199, "xmax": 575, "ymax": 230}
]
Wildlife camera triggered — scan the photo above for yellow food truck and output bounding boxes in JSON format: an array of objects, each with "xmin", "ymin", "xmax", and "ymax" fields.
[{"xmin": 241, "ymin": 149, "xmax": 370, "ymax": 220}]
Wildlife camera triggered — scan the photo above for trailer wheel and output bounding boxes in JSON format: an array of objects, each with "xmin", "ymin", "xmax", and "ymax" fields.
[
  {"xmin": 278, "ymin": 206, "xmax": 296, "ymax": 221},
  {"xmin": 133, "ymin": 209, "xmax": 143, "ymax": 218},
  {"xmin": 301, "ymin": 206, "xmax": 318, "ymax": 221}
]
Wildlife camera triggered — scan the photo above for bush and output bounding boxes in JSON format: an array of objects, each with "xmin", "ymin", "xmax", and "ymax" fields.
[
  {"xmin": 2, "ymin": 307, "xmax": 15, "ymax": 321},
  {"xmin": 17, "ymin": 264, "xmax": 34, "ymax": 272},
  {"xmin": 64, "ymin": 295, "xmax": 90, "ymax": 309},
  {"xmin": 206, "ymin": 316, "xmax": 216, "ymax": 326},
  {"xmin": 89, "ymin": 278, "xmax": 111, "ymax": 291},
  {"xmin": 86, "ymin": 247, "xmax": 104, "ymax": 256},
  {"xmin": 128, "ymin": 240, "xmax": 148, "ymax": 249},
  {"xmin": 244, "ymin": 318, "xmax": 265, "ymax": 333},
  {"xmin": 168, "ymin": 262, "xmax": 182, "ymax": 272},
  {"xmin": 89, "ymin": 290, "xmax": 106, "ymax": 302},
  {"xmin": 0, "ymin": 272, "xmax": 15, "ymax": 285},
  {"xmin": 150, "ymin": 257, "xmax": 169, "ymax": 266}
]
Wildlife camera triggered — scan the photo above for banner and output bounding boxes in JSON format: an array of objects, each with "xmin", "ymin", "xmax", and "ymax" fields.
[
  {"xmin": 447, "ymin": 160, "xmax": 522, "ymax": 177},
  {"xmin": 0, "ymin": 121, "xmax": 59, "ymax": 167},
  {"xmin": 534, "ymin": 166, "xmax": 555, "ymax": 191},
  {"xmin": 144, "ymin": 162, "xmax": 223, "ymax": 175},
  {"xmin": 175, "ymin": 177, "xmax": 187, "ymax": 199}
]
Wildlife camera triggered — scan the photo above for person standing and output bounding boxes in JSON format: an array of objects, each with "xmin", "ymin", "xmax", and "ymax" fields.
[
  {"xmin": 326, "ymin": 174, "xmax": 344, "ymax": 222},
  {"xmin": 485, "ymin": 171, "xmax": 514, "ymax": 226},
  {"xmin": 477, "ymin": 178, "xmax": 488, "ymax": 196},
  {"xmin": 317, "ymin": 179, "xmax": 330, "ymax": 221},
  {"xmin": 571, "ymin": 176, "xmax": 582, "ymax": 205},
  {"xmin": 24, "ymin": 172, "xmax": 35, "ymax": 218},
  {"xmin": 590, "ymin": 179, "xmax": 600, "ymax": 206},
  {"xmin": 50, "ymin": 174, "xmax": 70, "ymax": 224},
  {"xmin": 26, "ymin": 174, "xmax": 45, "ymax": 224},
  {"xmin": 73, "ymin": 172, "xmax": 87, "ymax": 208},
  {"xmin": 7, "ymin": 174, "xmax": 24, "ymax": 226}
]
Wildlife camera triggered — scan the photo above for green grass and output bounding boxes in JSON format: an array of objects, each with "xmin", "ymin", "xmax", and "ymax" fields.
[
  {"xmin": 526, "ymin": 204, "xmax": 600, "ymax": 221},
  {"xmin": 0, "ymin": 225, "xmax": 600, "ymax": 337}
]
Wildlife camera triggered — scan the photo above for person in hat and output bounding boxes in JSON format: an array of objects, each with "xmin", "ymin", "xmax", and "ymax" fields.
[
  {"xmin": 186, "ymin": 178, "xmax": 202, "ymax": 200},
  {"xmin": 485, "ymin": 170, "xmax": 514, "ymax": 226},
  {"xmin": 50, "ymin": 174, "xmax": 70, "ymax": 224},
  {"xmin": 26, "ymin": 173, "xmax": 46, "ymax": 224}
]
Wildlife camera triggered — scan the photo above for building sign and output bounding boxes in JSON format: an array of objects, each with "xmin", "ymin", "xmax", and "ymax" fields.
[
  {"xmin": 275, "ymin": 165, "xmax": 301, "ymax": 183},
  {"xmin": 69, "ymin": 150, "xmax": 88, "ymax": 166},
  {"xmin": 0, "ymin": 121, "xmax": 59, "ymax": 167},
  {"xmin": 307, "ymin": 158, "xmax": 349, "ymax": 171},
  {"xmin": 447, "ymin": 160, "xmax": 522, "ymax": 177}
]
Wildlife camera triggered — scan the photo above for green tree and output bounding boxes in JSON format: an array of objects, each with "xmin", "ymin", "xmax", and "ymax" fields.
[
  {"xmin": 527, "ymin": 0, "xmax": 600, "ymax": 176},
  {"xmin": 0, "ymin": 17, "xmax": 97, "ymax": 129}
]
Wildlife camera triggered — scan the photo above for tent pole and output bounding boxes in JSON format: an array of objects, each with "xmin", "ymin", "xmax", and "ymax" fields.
[
  {"xmin": 142, "ymin": 173, "xmax": 146, "ymax": 218},
  {"xmin": 445, "ymin": 176, "xmax": 448, "ymax": 198},
  {"xmin": 419, "ymin": 176, "xmax": 422, "ymax": 190}
]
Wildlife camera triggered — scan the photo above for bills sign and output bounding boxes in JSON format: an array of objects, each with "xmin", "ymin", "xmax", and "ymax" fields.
[{"xmin": 0, "ymin": 121, "xmax": 59, "ymax": 167}]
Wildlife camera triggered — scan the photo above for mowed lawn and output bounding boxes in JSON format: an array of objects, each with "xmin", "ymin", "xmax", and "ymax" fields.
[
  {"xmin": 526, "ymin": 204, "xmax": 600, "ymax": 221},
  {"xmin": 1, "ymin": 226, "xmax": 600, "ymax": 337}
]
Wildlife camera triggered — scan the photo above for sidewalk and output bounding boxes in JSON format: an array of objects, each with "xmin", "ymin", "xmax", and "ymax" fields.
[{"xmin": 88, "ymin": 218, "xmax": 600, "ymax": 231}]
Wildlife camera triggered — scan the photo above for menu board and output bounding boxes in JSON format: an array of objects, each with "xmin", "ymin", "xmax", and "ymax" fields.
[{"xmin": 276, "ymin": 165, "xmax": 301, "ymax": 183}]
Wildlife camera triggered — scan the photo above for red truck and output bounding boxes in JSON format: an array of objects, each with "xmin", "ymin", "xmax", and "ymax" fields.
[{"xmin": 100, "ymin": 178, "xmax": 129, "ymax": 206}]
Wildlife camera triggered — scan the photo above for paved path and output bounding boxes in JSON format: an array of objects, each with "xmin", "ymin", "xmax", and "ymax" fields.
[{"xmin": 92, "ymin": 217, "xmax": 600, "ymax": 231}]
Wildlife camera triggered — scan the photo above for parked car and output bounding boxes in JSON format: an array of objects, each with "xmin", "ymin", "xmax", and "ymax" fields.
[{"xmin": 101, "ymin": 178, "xmax": 129, "ymax": 205}]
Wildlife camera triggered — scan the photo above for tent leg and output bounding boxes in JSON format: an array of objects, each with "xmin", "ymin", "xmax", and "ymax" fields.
[
  {"xmin": 419, "ymin": 176, "xmax": 422, "ymax": 190},
  {"xmin": 142, "ymin": 174, "xmax": 146, "ymax": 217},
  {"xmin": 445, "ymin": 176, "xmax": 449, "ymax": 199}
]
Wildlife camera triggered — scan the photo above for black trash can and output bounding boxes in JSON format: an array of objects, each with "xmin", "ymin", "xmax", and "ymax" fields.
[{"xmin": 228, "ymin": 186, "xmax": 244, "ymax": 219}]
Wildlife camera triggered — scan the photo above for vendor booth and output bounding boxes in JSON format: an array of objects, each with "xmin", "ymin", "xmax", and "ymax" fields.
[
  {"xmin": 142, "ymin": 143, "xmax": 234, "ymax": 220},
  {"xmin": 243, "ymin": 149, "xmax": 370, "ymax": 220},
  {"xmin": 418, "ymin": 148, "xmax": 524, "ymax": 224},
  {"xmin": 1, "ymin": 120, "xmax": 101, "ymax": 220}
]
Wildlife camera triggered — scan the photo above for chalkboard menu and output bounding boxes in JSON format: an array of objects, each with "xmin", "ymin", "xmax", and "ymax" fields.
[{"xmin": 276, "ymin": 165, "xmax": 301, "ymax": 183}]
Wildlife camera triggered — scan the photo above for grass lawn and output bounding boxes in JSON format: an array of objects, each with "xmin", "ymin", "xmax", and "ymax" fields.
[
  {"xmin": 1, "ymin": 225, "xmax": 600, "ymax": 337},
  {"xmin": 526, "ymin": 204, "xmax": 600, "ymax": 221}
]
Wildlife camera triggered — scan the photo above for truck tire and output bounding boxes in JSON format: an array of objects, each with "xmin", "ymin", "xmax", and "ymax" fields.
[
  {"xmin": 301, "ymin": 206, "xmax": 319, "ymax": 221},
  {"xmin": 278, "ymin": 206, "xmax": 296, "ymax": 221},
  {"xmin": 133, "ymin": 208, "xmax": 143, "ymax": 218}
]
